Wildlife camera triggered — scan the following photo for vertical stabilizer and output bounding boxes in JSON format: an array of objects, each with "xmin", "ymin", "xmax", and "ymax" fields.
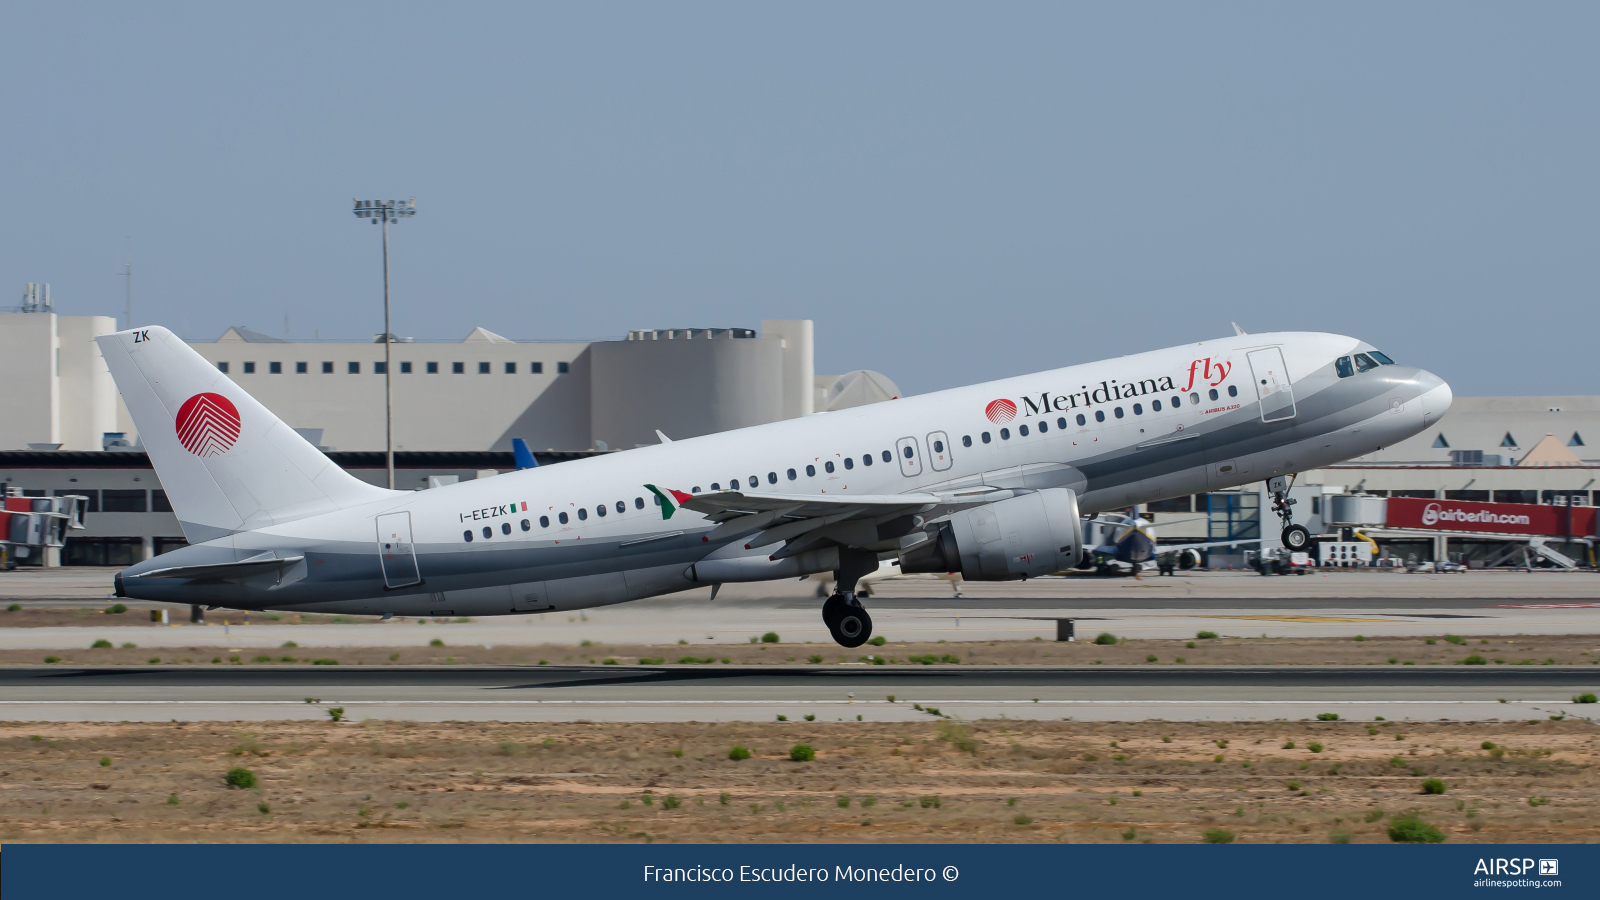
[{"xmin": 95, "ymin": 326, "xmax": 398, "ymax": 542}]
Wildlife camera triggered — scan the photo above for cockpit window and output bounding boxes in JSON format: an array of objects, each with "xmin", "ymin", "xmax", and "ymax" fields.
[
  {"xmin": 1335, "ymin": 356, "xmax": 1354, "ymax": 378},
  {"xmin": 1369, "ymin": 350, "xmax": 1395, "ymax": 365},
  {"xmin": 1354, "ymin": 352, "xmax": 1379, "ymax": 373}
]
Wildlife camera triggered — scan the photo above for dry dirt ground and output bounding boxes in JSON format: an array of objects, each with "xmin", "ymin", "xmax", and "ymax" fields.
[
  {"xmin": 12, "ymin": 633, "xmax": 1600, "ymax": 668},
  {"xmin": 1, "ymin": 719, "xmax": 1595, "ymax": 844}
]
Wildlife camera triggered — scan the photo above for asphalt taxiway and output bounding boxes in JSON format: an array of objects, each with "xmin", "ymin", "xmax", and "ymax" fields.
[{"xmin": 4, "ymin": 664, "xmax": 1596, "ymax": 723}]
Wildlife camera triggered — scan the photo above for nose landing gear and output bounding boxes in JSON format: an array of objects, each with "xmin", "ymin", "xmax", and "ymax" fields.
[
  {"xmin": 823, "ymin": 550, "xmax": 877, "ymax": 648},
  {"xmin": 1270, "ymin": 474, "xmax": 1311, "ymax": 551}
]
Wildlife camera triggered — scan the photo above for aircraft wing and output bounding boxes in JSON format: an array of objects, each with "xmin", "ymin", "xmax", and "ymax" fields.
[
  {"xmin": 644, "ymin": 485, "xmax": 998, "ymax": 555},
  {"xmin": 1155, "ymin": 538, "xmax": 1265, "ymax": 554}
]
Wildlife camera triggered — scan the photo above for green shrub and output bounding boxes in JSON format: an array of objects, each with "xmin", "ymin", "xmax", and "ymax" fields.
[
  {"xmin": 1353, "ymin": 635, "xmax": 1365, "ymax": 641},
  {"xmin": 776, "ymin": 714, "xmax": 787, "ymax": 722},
  {"xmin": 602, "ymin": 658, "xmax": 618, "ymax": 665},
  {"xmin": 1186, "ymin": 641, "xmax": 1197, "ymax": 649},
  {"xmin": 661, "ymin": 795, "xmax": 681, "ymax": 809},
  {"xmin": 327, "ymin": 707, "xmax": 345, "ymax": 722},
  {"xmin": 167, "ymin": 793, "xmax": 179, "ymax": 806},
  {"xmin": 1013, "ymin": 814, "xmax": 1033, "ymax": 825},
  {"xmin": 1461, "ymin": 655, "xmax": 1487, "ymax": 665},
  {"xmin": 1196, "ymin": 631, "xmax": 1218, "ymax": 639},
  {"xmin": 1308, "ymin": 742, "xmax": 1325, "ymax": 753},
  {"xmin": 282, "ymin": 641, "xmax": 297, "ymax": 648},
  {"xmin": 257, "ymin": 802, "xmax": 270, "ymax": 815},
  {"xmin": 252, "ymin": 655, "xmax": 272, "ymax": 663},
  {"xmin": 1201, "ymin": 827, "xmax": 1234, "ymax": 844},
  {"xmin": 639, "ymin": 657, "xmax": 664, "ymax": 665},
  {"xmin": 1316, "ymin": 713, "xmax": 1339, "ymax": 721},
  {"xmin": 918, "ymin": 795, "xmax": 941, "ymax": 808},
  {"xmin": 1286, "ymin": 780, "xmax": 1300, "ymax": 791},
  {"xmin": 1122, "ymin": 826, "xmax": 1137, "ymax": 841},
  {"xmin": 1094, "ymin": 632, "xmax": 1119, "ymax": 645},
  {"xmin": 1574, "ymin": 693, "xmax": 1597, "ymax": 704},
  {"xmin": 429, "ymin": 638, "xmax": 444, "ymax": 647},
  {"xmin": 99, "ymin": 756, "xmax": 112, "ymax": 767},
  {"xmin": 1528, "ymin": 796, "xmax": 1550, "ymax": 807},
  {"xmin": 807, "ymin": 655, "xmax": 824, "ymax": 664},
  {"xmin": 789, "ymin": 743, "xmax": 816, "ymax": 762},
  {"xmin": 1146, "ymin": 654, "xmax": 1158, "ymax": 663},
  {"xmin": 719, "ymin": 792, "xmax": 731, "ymax": 805},
  {"xmin": 147, "ymin": 657, "xmax": 161, "ymax": 664},
  {"xmin": 867, "ymin": 635, "xmax": 886, "ymax": 646},
  {"xmin": 44, "ymin": 656, "xmax": 60, "ymax": 664},
  {"xmin": 1421, "ymin": 777, "xmax": 1446, "ymax": 795},
  {"xmin": 761, "ymin": 632, "xmax": 781, "ymax": 644},
  {"xmin": 837, "ymin": 796, "xmax": 850, "ymax": 808},
  {"xmin": 91, "ymin": 639, "xmax": 113, "ymax": 649},
  {"xmin": 1365, "ymin": 809, "xmax": 1386, "ymax": 822},
  {"xmin": 862, "ymin": 796, "xmax": 876, "ymax": 807},
  {"xmin": 6, "ymin": 603, "xmax": 20, "ymax": 612},
  {"xmin": 1387, "ymin": 813, "xmax": 1445, "ymax": 843},
  {"xmin": 1329, "ymin": 828, "xmax": 1351, "ymax": 844},
  {"xmin": 728, "ymin": 745, "xmax": 751, "ymax": 760},
  {"xmin": 225, "ymin": 767, "xmax": 257, "ymax": 789},
  {"xmin": 106, "ymin": 603, "xmax": 127, "ymax": 614},
  {"xmin": 1441, "ymin": 634, "xmax": 1466, "ymax": 645},
  {"xmin": 312, "ymin": 658, "xmax": 338, "ymax": 666},
  {"xmin": 804, "ymin": 714, "xmax": 816, "ymax": 722},
  {"xmin": 1481, "ymin": 741, "xmax": 1496, "ymax": 750}
]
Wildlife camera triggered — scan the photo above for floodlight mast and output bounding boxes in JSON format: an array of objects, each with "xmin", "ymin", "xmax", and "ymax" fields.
[{"xmin": 351, "ymin": 198, "xmax": 416, "ymax": 490}]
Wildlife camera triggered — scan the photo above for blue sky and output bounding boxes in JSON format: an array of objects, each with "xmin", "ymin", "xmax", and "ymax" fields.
[{"xmin": 4, "ymin": 3, "xmax": 1595, "ymax": 396}]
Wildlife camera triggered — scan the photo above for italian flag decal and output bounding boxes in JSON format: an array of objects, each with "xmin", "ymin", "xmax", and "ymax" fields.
[{"xmin": 644, "ymin": 484, "xmax": 693, "ymax": 520}]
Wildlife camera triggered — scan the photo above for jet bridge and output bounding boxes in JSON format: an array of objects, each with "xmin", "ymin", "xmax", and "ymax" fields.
[{"xmin": 0, "ymin": 489, "xmax": 88, "ymax": 568}]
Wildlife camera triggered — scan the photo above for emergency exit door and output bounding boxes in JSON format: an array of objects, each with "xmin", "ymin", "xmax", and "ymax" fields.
[
  {"xmin": 1247, "ymin": 347, "xmax": 1297, "ymax": 423},
  {"xmin": 895, "ymin": 436, "xmax": 923, "ymax": 477},
  {"xmin": 376, "ymin": 512, "xmax": 422, "ymax": 588}
]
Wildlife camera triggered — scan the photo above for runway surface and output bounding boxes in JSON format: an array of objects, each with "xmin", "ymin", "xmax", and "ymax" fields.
[{"xmin": 6, "ymin": 664, "xmax": 1596, "ymax": 723}]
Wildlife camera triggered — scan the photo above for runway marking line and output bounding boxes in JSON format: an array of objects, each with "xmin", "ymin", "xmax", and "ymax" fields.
[{"xmin": 1200, "ymin": 615, "xmax": 1395, "ymax": 623}]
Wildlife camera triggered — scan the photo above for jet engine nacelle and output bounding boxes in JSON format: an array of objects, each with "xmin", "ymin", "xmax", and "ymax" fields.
[{"xmin": 900, "ymin": 488, "xmax": 1082, "ymax": 581}]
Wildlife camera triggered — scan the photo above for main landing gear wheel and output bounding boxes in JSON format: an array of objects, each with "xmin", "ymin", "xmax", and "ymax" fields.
[
  {"xmin": 822, "ymin": 592, "xmax": 873, "ymax": 648},
  {"xmin": 1281, "ymin": 524, "xmax": 1311, "ymax": 551}
]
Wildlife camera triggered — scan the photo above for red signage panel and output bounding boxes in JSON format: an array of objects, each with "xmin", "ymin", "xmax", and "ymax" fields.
[{"xmin": 1385, "ymin": 497, "xmax": 1596, "ymax": 537}]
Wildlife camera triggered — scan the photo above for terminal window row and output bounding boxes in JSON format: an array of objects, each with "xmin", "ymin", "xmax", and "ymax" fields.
[{"xmin": 217, "ymin": 361, "xmax": 569, "ymax": 375}]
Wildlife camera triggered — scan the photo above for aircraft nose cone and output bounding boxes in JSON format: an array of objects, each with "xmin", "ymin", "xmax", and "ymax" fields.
[{"xmin": 1418, "ymin": 370, "xmax": 1452, "ymax": 426}]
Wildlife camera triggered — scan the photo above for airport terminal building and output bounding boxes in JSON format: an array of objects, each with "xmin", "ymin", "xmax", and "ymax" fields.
[{"xmin": 0, "ymin": 308, "xmax": 1593, "ymax": 567}]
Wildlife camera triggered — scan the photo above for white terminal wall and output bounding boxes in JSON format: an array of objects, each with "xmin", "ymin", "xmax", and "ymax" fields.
[{"xmin": 0, "ymin": 313, "xmax": 122, "ymax": 451}]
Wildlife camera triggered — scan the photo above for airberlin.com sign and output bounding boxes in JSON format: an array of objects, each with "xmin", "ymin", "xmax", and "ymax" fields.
[{"xmin": 1385, "ymin": 497, "xmax": 1595, "ymax": 537}]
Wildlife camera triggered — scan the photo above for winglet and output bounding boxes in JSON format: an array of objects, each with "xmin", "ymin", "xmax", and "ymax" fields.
[
  {"xmin": 655, "ymin": 429, "xmax": 672, "ymax": 444},
  {"xmin": 1231, "ymin": 322, "xmax": 1247, "ymax": 336},
  {"xmin": 645, "ymin": 484, "xmax": 676, "ymax": 519},
  {"xmin": 511, "ymin": 438, "xmax": 538, "ymax": 470}
]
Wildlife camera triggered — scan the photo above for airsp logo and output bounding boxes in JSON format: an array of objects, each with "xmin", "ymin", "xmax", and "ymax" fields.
[
  {"xmin": 1421, "ymin": 502, "xmax": 1441, "ymax": 526},
  {"xmin": 985, "ymin": 399, "xmax": 1017, "ymax": 424},
  {"xmin": 175, "ymin": 393, "xmax": 242, "ymax": 457}
]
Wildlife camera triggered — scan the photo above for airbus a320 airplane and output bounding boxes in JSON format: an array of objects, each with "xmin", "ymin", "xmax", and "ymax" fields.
[{"xmin": 102, "ymin": 327, "xmax": 1450, "ymax": 647}]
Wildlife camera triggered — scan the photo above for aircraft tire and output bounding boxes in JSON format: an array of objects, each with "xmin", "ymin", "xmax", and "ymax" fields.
[
  {"xmin": 1281, "ymin": 524, "xmax": 1311, "ymax": 551},
  {"xmin": 831, "ymin": 607, "xmax": 873, "ymax": 648}
]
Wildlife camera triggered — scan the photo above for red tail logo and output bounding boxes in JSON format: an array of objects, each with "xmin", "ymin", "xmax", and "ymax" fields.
[
  {"xmin": 985, "ymin": 398, "xmax": 1017, "ymax": 423},
  {"xmin": 175, "ymin": 393, "xmax": 241, "ymax": 457}
]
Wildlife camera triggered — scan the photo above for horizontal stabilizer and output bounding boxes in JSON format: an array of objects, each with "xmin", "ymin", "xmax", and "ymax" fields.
[{"xmin": 138, "ymin": 554, "xmax": 304, "ymax": 581}]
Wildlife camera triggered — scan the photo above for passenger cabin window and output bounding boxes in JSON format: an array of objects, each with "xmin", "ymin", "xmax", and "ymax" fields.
[
  {"xmin": 843, "ymin": 458, "xmax": 854, "ymax": 470},
  {"xmin": 577, "ymin": 508, "xmax": 588, "ymax": 520},
  {"xmin": 768, "ymin": 472, "xmax": 778, "ymax": 483},
  {"xmin": 1370, "ymin": 350, "xmax": 1395, "ymax": 365},
  {"xmin": 981, "ymin": 432, "xmax": 991, "ymax": 443},
  {"xmin": 933, "ymin": 440, "xmax": 944, "ymax": 453},
  {"xmin": 1354, "ymin": 352, "xmax": 1379, "ymax": 373},
  {"xmin": 692, "ymin": 487, "xmax": 702, "ymax": 493},
  {"xmin": 825, "ymin": 461, "xmax": 835, "ymax": 473},
  {"xmin": 1133, "ymin": 403, "xmax": 1143, "ymax": 415},
  {"xmin": 634, "ymin": 497, "xmax": 644, "ymax": 509},
  {"xmin": 501, "ymin": 522, "xmax": 511, "ymax": 534},
  {"xmin": 902, "ymin": 446, "xmax": 913, "ymax": 458},
  {"xmin": 1335, "ymin": 356, "xmax": 1354, "ymax": 378},
  {"xmin": 1209, "ymin": 389, "xmax": 1219, "ymax": 401},
  {"xmin": 1019, "ymin": 425, "xmax": 1029, "ymax": 436},
  {"xmin": 482, "ymin": 526, "xmax": 492, "ymax": 539},
  {"xmin": 540, "ymin": 515, "xmax": 550, "ymax": 527},
  {"xmin": 863, "ymin": 454, "xmax": 873, "ymax": 466},
  {"xmin": 1114, "ymin": 407, "xmax": 1124, "ymax": 418},
  {"xmin": 710, "ymin": 482, "xmax": 720, "ymax": 491},
  {"xmin": 616, "ymin": 501, "xmax": 625, "ymax": 513},
  {"xmin": 1056, "ymin": 418, "xmax": 1067, "ymax": 429},
  {"xmin": 596, "ymin": 504, "xmax": 606, "ymax": 517},
  {"xmin": 1038, "ymin": 420, "xmax": 1047, "ymax": 432},
  {"xmin": 463, "ymin": 530, "xmax": 473, "ymax": 542},
  {"xmin": 1171, "ymin": 395, "xmax": 1181, "ymax": 407},
  {"xmin": 787, "ymin": 468, "xmax": 797, "ymax": 480},
  {"xmin": 558, "ymin": 512, "xmax": 569, "ymax": 524},
  {"xmin": 962, "ymin": 435, "xmax": 972, "ymax": 447},
  {"xmin": 521, "ymin": 519, "xmax": 530, "ymax": 531},
  {"xmin": 1076, "ymin": 414, "xmax": 1087, "ymax": 426},
  {"xmin": 1189, "ymin": 392, "xmax": 1200, "ymax": 405},
  {"xmin": 1000, "ymin": 428, "xmax": 1010, "ymax": 439},
  {"xmin": 881, "ymin": 450, "xmax": 891, "ymax": 462},
  {"xmin": 1094, "ymin": 410, "xmax": 1105, "ymax": 423},
  {"xmin": 806, "ymin": 464, "xmax": 816, "ymax": 476},
  {"xmin": 1152, "ymin": 399, "xmax": 1161, "ymax": 411},
  {"xmin": 1228, "ymin": 385, "xmax": 1238, "ymax": 397}
]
